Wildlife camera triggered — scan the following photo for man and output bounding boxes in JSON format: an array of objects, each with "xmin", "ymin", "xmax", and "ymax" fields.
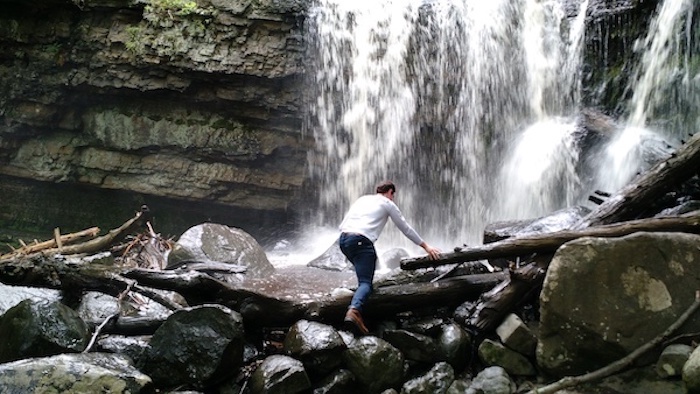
[{"xmin": 339, "ymin": 181, "xmax": 441, "ymax": 334}]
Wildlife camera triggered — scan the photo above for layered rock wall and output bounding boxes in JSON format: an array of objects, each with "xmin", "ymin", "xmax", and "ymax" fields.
[{"xmin": 0, "ymin": 0, "xmax": 310, "ymax": 237}]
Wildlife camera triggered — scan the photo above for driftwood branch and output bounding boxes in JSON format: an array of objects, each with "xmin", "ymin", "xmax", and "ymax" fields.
[
  {"xmin": 465, "ymin": 260, "xmax": 548, "ymax": 332},
  {"xmin": 0, "ymin": 208, "xmax": 149, "ymax": 264},
  {"xmin": 0, "ymin": 227, "xmax": 100, "ymax": 260},
  {"xmin": 576, "ymin": 131, "xmax": 700, "ymax": 228},
  {"xmin": 401, "ymin": 212, "xmax": 700, "ymax": 270},
  {"xmin": 528, "ymin": 291, "xmax": 700, "ymax": 394}
]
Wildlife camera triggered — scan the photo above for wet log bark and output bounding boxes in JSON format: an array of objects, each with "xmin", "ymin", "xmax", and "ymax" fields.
[
  {"xmin": 87, "ymin": 316, "xmax": 167, "ymax": 336},
  {"xmin": 310, "ymin": 271, "xmax": 508, "ymax": 325},
  {"xmin": 123, "ymin": 268, "xmax": 506, "ymax": 327},
  {"xmin": 401, "ymin": 212, "xmax": 700, "ymax": 270},
  {"xmin": 575, "ymin": 131, "xmax": 700, "ymax": 228},
  {"xmin": 466, "ymin": 258, "xmax": 548, "ymax": 332},
  {"xmin": 0, "ymin": 253, "xmax": 506, "ymax": 329}
]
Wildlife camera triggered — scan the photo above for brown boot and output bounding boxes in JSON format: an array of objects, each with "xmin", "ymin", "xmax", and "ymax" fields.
[{"xmin": 344, "ymin": 307, "xmax": 369, "ymax": 335}]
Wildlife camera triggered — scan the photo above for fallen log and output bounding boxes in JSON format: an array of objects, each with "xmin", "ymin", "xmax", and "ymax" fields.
[
  {"xmin": 308, "ymin": 271, "xmax": 507, "ymax": 325},
  {"xmin": 124, "ymin": 267, "xmax": 506, "ymax": 327},
  {"xmin": 0, "ymin": 251, "xmax": 506, "ymax": 329},
  {"xmin": 575, "ymin": 131, "xmax": 700, "ymax": 228},
  {"xmin": 401, "ymin": 211, "xmax": 700, "ymax": 270}
]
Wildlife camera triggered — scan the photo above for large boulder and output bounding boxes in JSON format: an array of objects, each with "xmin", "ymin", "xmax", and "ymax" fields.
[
  {"xmin": 0, "ymin": 299, "xmax": 89, "ymax": 363},
  {"xmin": 249, "ymin": 354, "xmax": 311, "ymax": 394},
  {"xmin": 138, "ymin": 304, "xmax": 245, "ymax": 389},
  {"xmin": 400, "ymin": 361, "xmax": 455, "ymax": 394},
  {"xmin": 538, "ymin": 232, "xmax": 700, "ymax": 377},
  {"xmin": 168, "ymin": 223, "xmax": 274, "ymax": 278},
  {"xmin": 0, "ymin": 353, "xmax": 152, "ymax": 393},
  {"xmin": 342, "ymin": 336, "xmax": 405, "ymax": 393},
  {"xmin": 283, "ymin": 319, "xmax": 347, "ymax": 377}
]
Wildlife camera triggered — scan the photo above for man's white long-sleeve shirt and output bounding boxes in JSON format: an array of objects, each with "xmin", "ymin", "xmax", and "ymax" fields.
[{"xmin": 339, "ymin": 194, "xmax": 424, "ymax": 245}]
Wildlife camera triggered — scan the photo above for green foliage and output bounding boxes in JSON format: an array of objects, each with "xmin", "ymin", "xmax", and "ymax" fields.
[
  {"xmin": 125, "ymin": 26, "xmax": 145, "ymax": 54},
  {"xmin": 146, "ymin": 0, "xmax": 200, "ymax": 18},
  {"xmin": 45, "ymin": 43, "xmax": 62, "ymax": 56}
]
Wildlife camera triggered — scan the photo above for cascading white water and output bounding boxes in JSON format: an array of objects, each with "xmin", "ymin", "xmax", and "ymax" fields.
[
  {"xmin": 300, "ymin": 0, "xmax": 698, "ymax": 261},
  {"xmin": 495, "ymin": 0, "xmax": 589, "ymax": 220},
  {"xmin": 595, "ymin": 0, "xmax": 698, "ymax": 194},
  {"xmin": 307, "ymin": 0, "xmax": 589, "ymax": 253}
]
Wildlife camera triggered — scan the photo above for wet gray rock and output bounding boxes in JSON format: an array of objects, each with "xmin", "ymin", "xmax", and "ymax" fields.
[
  {"xmin": 400, "ymin": 361, "xmax": 454, "ymax": 394},
  {"xmin": 465, "ymin": 366, "xmax": 515, "ymax": 394},
  {"xmin": 343, "ymin": 336, "xmax": 405, "ymax": 393},
  {"xmin": 249, "ymin": 354, "xmax": 311, "ymax": 394},
  {"xmin": 0, "ymin": 353, "xmax": 152, "ymax": 393},
  {"xmin": 283, "ymin": 319, "xmax": 346, "ymax": 376},
  {"xmin": 438, "ymin": 323, "xmax": 471, "ymax": 372},
  {"xmin": 383, "ymin": 329, "xmax": 439, "ymax": 363},
  {"xmin": 656, "ymin": 344, "xmax": 692, "ymax": 378},
  {"xmin": 312, "ymin": 368, "xmax": 356, "ymax": 394},
  {"xmin": 684, "ymin": 345, "xmax": 700, "ymax": 393},
  {"xmin": 478, "ymin": 339, "xmax": 536, "ymax": 376},
  {"xmin": 483, "ymin": 206, "xmax": 591, "ymax": 243},
  {"xmin": 96, "ymin": 335, "xmax": 151, "ymax": 362},
  {"xmin": 380, "ymin": 248, "xmax": 410, "ymax": 270},
  {"xmin": 495, "ymin": 313, "xmax": 537, "ymax": 358},
  {"xmin": 307, "ymin": 241, "xmax": 353, "ymax": 272},
  {"xmin": 400, "ymin": 317, "xmax": 445, "ymax": 336},
  {"xmin": 0, "ymin": 299, "xmax": 89, "ymax": 363},
  {"xmin": 0, "ymin": 283, "xmax": 60, "ymax": 316},
  {"xmin": 538, "ymin": 232, "xmax": 700, "ymax": 377},
  {"xmin": 168, "ymin": 223, "xmax": 274, "ymax": 278},
  {"xmin": 138, "ymin": 304, "xmax": 245, "ymax": 389}
]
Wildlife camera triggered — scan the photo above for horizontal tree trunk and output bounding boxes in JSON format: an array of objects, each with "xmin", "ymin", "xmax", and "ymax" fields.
[
  {"xmin": 0, "ymin": 254, "xmax": 506, "ymax": 329},
  {"xmin": 401, "ymin": 212, "xmax": 700, "ymax": 270}
]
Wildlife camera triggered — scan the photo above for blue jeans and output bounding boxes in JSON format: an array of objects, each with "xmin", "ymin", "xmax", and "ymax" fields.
[{"xmin": 339, "ymin": 233, "xmax": 377, "ymax": 312}]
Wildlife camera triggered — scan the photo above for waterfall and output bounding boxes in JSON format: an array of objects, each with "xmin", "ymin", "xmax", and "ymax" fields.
[
  {"xmin": 300, "ymin": 0, "xmax": 698, "ymax": 259},
  {"xmin": 306, "ymin": 0, "xmax": 589, "ymax": 253},
  {"xmin": 595, "ymin": 0, "xmax": 698, "ymax": 193}
]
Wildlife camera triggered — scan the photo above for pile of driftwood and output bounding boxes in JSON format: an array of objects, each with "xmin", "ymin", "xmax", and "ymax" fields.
[{"xmin": 0, "ymin": 205, "xmax": 169, "ymax": 268}]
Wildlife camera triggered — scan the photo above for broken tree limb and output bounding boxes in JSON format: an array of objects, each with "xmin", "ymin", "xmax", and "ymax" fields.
[
  {"xmin": 39, "ymin": 210, "xmax": 149, "ymax": 257},
  {"xmin": 575, "ymin": 131, "xmax": 700, "ymax": 228},
  {"xmin": 401, "ymin": 212, "xmax": 700, "ymax": 270},
  {"xmin": 466, "ymin": 258, "xmax": 549, "ymax": 332},
  {"xmin": 0, "ymin": 227, "xmax": 100, "ymax": 260},
  {"xmin": 527, "ymin": 290, "xmax": 700, "ymax": 394},
  {"xmin": 86, "ymin": 315, "xmax": 167, "ymax": 336},
  {"xmin": 0, "ymin": 209, "xmax": 149, "ymax": 264}
]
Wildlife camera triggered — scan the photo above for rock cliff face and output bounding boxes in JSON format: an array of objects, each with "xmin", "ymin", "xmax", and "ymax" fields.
[{"xmin": 0, "ymin": 0, "xmax": 310, "ymax": 238}]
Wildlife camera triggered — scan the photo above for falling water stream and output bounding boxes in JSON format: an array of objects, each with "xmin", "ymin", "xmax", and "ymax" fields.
[
  {"xmin": 271, "ymin": 0, "xmax": 699, "ymax": 265},
  {"xmin": 596, "ymin": 0, "xmax": 698, "ymax": 193}
]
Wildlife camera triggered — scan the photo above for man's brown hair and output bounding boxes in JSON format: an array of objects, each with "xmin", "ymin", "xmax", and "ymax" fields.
[{"xmin": 376, "ymin": 181, "xmax": 396, "ymax": 194}]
